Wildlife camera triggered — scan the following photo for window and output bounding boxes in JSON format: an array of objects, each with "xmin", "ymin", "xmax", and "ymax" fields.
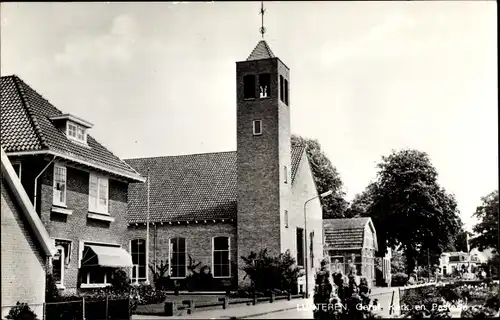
[
  {"xmin": 449, "ymin": 256, "xmax": 460, "ymax": 262},
  {"xmin": 284, "ymin": 166, "xmax": 288, "ymax": 184},
  {"xmin": 11, "ymin": 162, "xmax": 21, "ymax": 179},
  {"xmin": 52, "ymin": 239, "xmax": 71, "ymax": 288},
  {"xmin": 169, "ymin": 237, "xmax": 186, "ymax": 278},
  {"xmin": 330, "ymin": 256, "xmax": 345, "ymax": 274},
  {"xmin": 131, "ymin": 239, "xmax": 147, "ymax": 281},
  {"xmin": 284, "ymin": 210, "xmax": 289, "ymax": 228},
  {"xmin": 67, "ymin": 121, "xmax": 87, "ymax": 143},
  {"xmin": 80, "ymin": 245, "xmax": 115, "ymax": 287},
  {"xmin": 213, "ymin": 236, "xmax": 230, "ymax": 278},
  {"xmin": 53, "ymin": 164, "xmax": 67, "ymax": 206},
  {"xmin": 280, "ymin": 75, "xmax": 284, "ymax": 103},
  {"xmin": 252, "ymin": 120, "xmax": 262, "ymax": 136},
  {"xmin": 259, "ymin": 73, "xmax": 271, "ymax": 98},
  {"xmin": 284, "ymin": 79, "xmax": 289, "ymax": 105},
  {"xmin": 296, "ymin": 228, "xmax": 304, "ymax": 267},
  {"xmin": 243, "ymin": 75, "xmax": 256, "ymax": 99},
  {"xmin": 89, "ymin": 173, "xmax": 109, "ymax": 214}
]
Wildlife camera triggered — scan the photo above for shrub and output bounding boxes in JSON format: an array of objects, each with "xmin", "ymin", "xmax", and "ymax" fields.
[
  {"xmin": 130, "ymin": 283, "xmax": 168, "ymax": 306},
  {"xmin": 149, "ymin": 259, "xmax": 170, "ymax": 290},
  {"xmin": 241, "ymin": 248, "xmax": 300, "ymax": 294},
  {"xmin": 45, "ymin": 273, "xmax": 60, "ymax": 302},
  {"xmin": 391, "ymin": 272, "xmax": 408, "ymax": 286},
  {"xmin": 6, "ymin": 302, "xmax": 39, "ymax": 320},
  {"xmin": 110, "ymin": 268, "xmax": 130, "ymax": 291}
]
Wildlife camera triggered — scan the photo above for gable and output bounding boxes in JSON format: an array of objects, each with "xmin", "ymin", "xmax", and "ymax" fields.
[{"xmin": 1, "ymin": 75, "xmax": 143, "ymax": 182}]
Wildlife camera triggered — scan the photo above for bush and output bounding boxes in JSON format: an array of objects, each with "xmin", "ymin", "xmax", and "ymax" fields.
[
  {"xmin": 45, "ymin": 273, "xmax": 60, "ymax": 302},
  {"xmin": 110, "ymin": 268, "xmax": 130, "ymax": 291},
  {"xmin": 241, "ymin": 248, "xmax": 300, "ymax": 294},
  {"xmin": 391, "ymin": 272, "xmax": 408, "ymax": 286},
  {"xmin": 130, "ymin": 283, "xmax": 168, "ymax": 306},
  {"xmin": 6, "ymin": 302, "xmax": 39, "ymax": 320}
]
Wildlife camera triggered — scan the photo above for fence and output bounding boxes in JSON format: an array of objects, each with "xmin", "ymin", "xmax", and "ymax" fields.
[{"xmin": 3, "ymin": 297, "xmax": 131, "ymax": 320}]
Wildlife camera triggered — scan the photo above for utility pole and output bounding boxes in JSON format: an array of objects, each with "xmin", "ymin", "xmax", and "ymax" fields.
[{"xmin": 427, "ymin": 248, "xmax": 430, "ymax": 282}]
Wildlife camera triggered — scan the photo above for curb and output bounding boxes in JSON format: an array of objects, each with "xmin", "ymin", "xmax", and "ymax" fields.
[{"xmin": 220, "ymin": 306, "xmax": 299, "ymax": 319}]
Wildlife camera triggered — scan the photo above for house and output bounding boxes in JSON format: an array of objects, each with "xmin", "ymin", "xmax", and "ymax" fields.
[
  {"xmin": 1, "ymin": 147, "xmax": 58, "ymax": 319},
  {"xmin": 125, "ymin": 40, "xmax": 324, "ymax": 294},
  {"xmin": 0, "ymin": 75, "xmax": 145, "ymax": 294},
  {"xmin": 438, "ymin": 250, "xmax": 490, "ymax": 276},
  {"xmin": 323, "ymin": 217, "xmax": 385, "ymax": 286}
]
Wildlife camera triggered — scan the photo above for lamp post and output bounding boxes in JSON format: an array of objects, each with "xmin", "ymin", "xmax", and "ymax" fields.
[{"xmin": 304, "ymin": 190, "xmax": 333, "ymax": 298}]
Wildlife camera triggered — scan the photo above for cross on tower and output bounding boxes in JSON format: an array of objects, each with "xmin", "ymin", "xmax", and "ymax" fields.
[{"xmin": 259, "ymin": 2, "xmax": 266, "ymax": 38}]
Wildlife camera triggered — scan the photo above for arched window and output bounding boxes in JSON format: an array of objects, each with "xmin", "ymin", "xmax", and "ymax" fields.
[
  {"xmin": 130, "ymin": 239, "xmax": 147, "ymax": 281},
  {"xmin": 169, "ymin": 237, "xmax": 186, "ymax": 278}
]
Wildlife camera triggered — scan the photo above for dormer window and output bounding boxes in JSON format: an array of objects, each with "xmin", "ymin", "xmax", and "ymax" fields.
[
  {"xmin": 49, "ymin": 113, "xmax": 93, "ymax": 145},
  {"xmin": 67, "ymin": 121, "xmax": 87, "ymax": 143}
]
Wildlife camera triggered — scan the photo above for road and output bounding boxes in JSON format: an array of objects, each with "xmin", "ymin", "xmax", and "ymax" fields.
[{"xmin": 246, "ymin": 307, "xmax": 314, "ymax": 319}]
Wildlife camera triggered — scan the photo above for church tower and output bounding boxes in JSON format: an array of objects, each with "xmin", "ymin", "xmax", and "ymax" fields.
[{"xmin": 236, "ymin": 38, "xmax": 292, "ymax": 285}]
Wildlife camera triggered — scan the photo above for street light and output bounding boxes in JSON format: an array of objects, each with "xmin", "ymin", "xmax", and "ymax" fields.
[{"xmin": 304, "ymin": 190, "xmax": 333, "ymax": 298}]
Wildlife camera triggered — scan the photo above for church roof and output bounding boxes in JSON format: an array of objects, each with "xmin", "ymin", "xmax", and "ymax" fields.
[
  {"xmin": 125, "ymin": 144, "xmax": 307, "ymax": 224},
  {"xmin": 247, "ymin": 40, "xmax": 275, "ymax": 61},
  {"xmin": 323, "ymin": 218, "xmax": 372, "ymax": 250},
  {"xmin": 0, "ymin": 75, "xmax": 143, "ymax": 182}
]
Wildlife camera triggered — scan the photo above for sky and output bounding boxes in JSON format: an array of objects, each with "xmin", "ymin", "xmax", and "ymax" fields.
[{"xmin": 1, "ymin": 1, "xmax": 497, "ymax": 232}]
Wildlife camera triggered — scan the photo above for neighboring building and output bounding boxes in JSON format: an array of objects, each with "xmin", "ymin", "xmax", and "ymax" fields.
[
  {"xmin": 323, "ymin": 218, "xmax": 382, "ymax": 286},
  {"xmin": 439, "ymin": 250, "xmax": 486, "ymax": 276},
  {"xmin": 1, "ymin": 147, "xmax": 58, "ymax": 319},
  {"xmin": 125, "ymin": 40, "xmax": 324, "ymax": 294},
  {"xmin": 1, "ymin": 75, "xmax": 144, "ymax": 294}
]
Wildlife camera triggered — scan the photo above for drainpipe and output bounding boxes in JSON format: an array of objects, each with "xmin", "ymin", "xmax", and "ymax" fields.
[{"xmin": 34, "ymin": 156, "xmax": 56, "ymax": 211}]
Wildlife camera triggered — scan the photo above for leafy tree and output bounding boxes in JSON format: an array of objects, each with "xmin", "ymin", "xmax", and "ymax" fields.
[
  {"xmin": 390, "ymin": 250, "xmax": 407, "ymax": 274},
  {"xmin": 359, "ymin": 149, "xmax": 462, "ymax": 273},
  {"xmin": 291, "ymin": 134, "xmax": 348, "ymax": 219},
  {"xmin": 345, "ymin": 182, "xmax": 377, "ymax": 218},
  {"xmin": 470, "ymin": 190, "xmax": 499, "ymax": 252},
  {"xmin": 444, "ymin": 229, "xmax": 472, "ymax": 252}
]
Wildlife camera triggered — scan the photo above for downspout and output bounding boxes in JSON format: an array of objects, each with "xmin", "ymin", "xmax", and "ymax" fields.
[
  {"xmin": 34, "ymin": 155, "xmax": 57, "ymax": 211},
  {"xmin": 154, "ymin": 224, "xmax": 157, "ymax": 282}
]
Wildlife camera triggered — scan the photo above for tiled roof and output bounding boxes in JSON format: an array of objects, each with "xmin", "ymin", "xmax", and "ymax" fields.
[
  {"xmin": 126, "ymin": 145, "xmax": 306, "ymax": 223},
  {"xmin": 1, "ymin": 75, "xmax": 143, "ymax": 182},
  {"xmin": 291, "ymin": 144, "xmax": 306, "ymax": 182},
  {"xmin": 323, "ymin": 218, "xmax": 371, "ymax": 250},
  {"xmin": 247, "ymin": 40, "xmax": 275, "ymax": 61}
]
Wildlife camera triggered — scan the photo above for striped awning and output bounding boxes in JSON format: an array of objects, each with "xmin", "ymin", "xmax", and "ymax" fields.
[{"xmin": 82, "ymin": 245, "xmax": 133, "ymax": 268}]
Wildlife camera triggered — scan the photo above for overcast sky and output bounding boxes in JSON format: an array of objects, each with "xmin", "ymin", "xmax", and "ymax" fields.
[{"xmin": 1, "ymin": 1, "xmax": 497, "ymax": 232}]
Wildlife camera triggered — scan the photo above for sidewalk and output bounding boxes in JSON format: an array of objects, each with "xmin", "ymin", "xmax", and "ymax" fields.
[{"xmin": 132, "ymin": 297, "xmax": 312, "ymax": 319}]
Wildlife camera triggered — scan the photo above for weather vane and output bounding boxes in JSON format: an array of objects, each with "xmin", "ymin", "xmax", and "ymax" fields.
[{"xmin": 259, "ymin": 1, "xmax": 266, "ymax": 38}]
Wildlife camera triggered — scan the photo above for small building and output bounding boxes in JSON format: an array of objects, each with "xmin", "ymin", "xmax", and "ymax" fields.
[
  {"xmin": 439, "ymin": 250, "xmax": 486, "ymax": 276},
  {"xmin": 1, "ymin": 148, "xmax": 57, "ymax": 319},
  {"xmin": 1, "ymin": 75, "xmax": 144, "ymax": 294},
  {"xmin": 323, "ymin": 218, "xmax": 380, "ymax": 286}
]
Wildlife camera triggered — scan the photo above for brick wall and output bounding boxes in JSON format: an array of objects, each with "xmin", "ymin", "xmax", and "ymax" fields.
[
  {"xmin": 236, "ymin": 57, "xmax": 292, "ymax": 287},
  {"xmin": 1, "ymin": 179, "xmax": 46, "ymax": 319},
  {"xmin": 37, "ymin": 161, "xmax": 129, "ymax": 293},
  {"xmin": 127, "ymin": 221, "xmax": 237, "ymax": 289}
]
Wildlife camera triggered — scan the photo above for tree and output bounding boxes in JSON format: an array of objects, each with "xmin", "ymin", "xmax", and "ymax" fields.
[
  {"xmin": 291, "ymin": 134, "xmax": 348, "ymax": 219},
  {"xmin": 360, "ymin": 149, "xmax": 462, "ymax": 274},
  {"xmin": 470, "ymin": 190, "xmax": 499, "ymax": 252},
  {"xmin": 345, "ymin": 182, "xmax": 377, "ymax": 218},
  {"xmin": 444, "ymin": 229, "xmax": 472, "ymax": 252}
]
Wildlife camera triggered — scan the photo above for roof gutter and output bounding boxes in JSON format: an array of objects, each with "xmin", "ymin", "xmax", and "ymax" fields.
[
  {"xmin": 6, "ymin": 149, "xmax": 145, "ymax": 182},
  {"xmin": 34, "ymin": 155, "xmax": 56, "ymax": 211},
  {"xmin": 1, "ymin": 148, "xmax": 57, "ymax": 257}
]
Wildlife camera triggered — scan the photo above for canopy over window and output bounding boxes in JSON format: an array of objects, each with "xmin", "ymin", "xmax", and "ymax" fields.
[{"xmin": 82, "ymin": 245, "xmax": 133, "ymax": 268}]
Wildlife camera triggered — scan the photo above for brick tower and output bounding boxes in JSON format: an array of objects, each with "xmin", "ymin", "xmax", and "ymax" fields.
[{"xmin": 236, "ymin": 40, "xmax": 292, "ymax": 286}]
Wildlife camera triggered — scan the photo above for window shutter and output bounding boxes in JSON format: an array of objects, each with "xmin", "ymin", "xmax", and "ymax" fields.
[{"xmin": 89, "ymin": 174, "xmax": 98, "ymax": 212}]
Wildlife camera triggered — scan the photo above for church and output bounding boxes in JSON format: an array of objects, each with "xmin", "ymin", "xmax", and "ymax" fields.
[{"xmin": 125, "ymin": 39, "xmax": 325, "ymax": 294}]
